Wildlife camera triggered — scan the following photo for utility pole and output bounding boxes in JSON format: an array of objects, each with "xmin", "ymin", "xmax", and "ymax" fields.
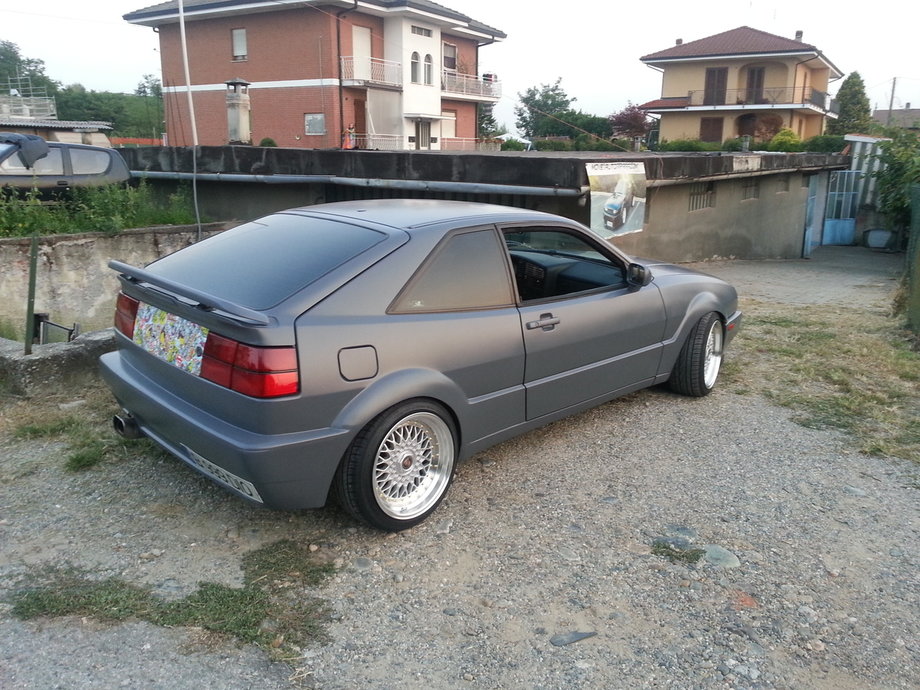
[{"xmin": 887, "ymin": 77, "xmax": 897, "ymax": 126}]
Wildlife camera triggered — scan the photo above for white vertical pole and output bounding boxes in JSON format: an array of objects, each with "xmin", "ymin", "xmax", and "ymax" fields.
[{"xmin": 177, "ymin": 0, "xmax": 202, "ymax": 240}]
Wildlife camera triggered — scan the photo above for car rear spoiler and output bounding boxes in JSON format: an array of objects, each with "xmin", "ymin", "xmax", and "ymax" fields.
[{"xmin": 109, "ymin": 260, "xmax": 272, "ymax": 326}]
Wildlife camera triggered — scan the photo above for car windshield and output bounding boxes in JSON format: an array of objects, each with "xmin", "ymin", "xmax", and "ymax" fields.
[{"xmin": 146, "ymin": 212, "xmax": 388, "ymax": 310}]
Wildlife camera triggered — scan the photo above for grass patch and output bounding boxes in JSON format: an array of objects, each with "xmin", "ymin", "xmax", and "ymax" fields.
[
  {"xmin": 651, "ymin": 541, "xmax": 705, "ymax": 564},
  {"xmin": 9, "ymin": 540, "xmax": 335, "ymax": 659},
  {"xmin": 7, "ymin": 384, "xmax": 128, "ymax": 471},
  {"xmin": 723, "ymin": 300, "xmax": 920, "ymax": 462}
]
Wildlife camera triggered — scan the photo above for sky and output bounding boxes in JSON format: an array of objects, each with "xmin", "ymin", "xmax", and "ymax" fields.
[{"xmin": 2, "ymin": 0, "xmax": 917, "ymax": 135}]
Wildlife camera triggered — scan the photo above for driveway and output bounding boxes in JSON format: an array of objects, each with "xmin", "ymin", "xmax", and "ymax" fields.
[{"xmin": 0, "ymin": 246, "xmax": 915, "ymax": 689}]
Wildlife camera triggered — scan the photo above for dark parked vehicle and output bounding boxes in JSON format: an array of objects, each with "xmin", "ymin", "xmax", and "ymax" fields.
[
  {"xmin": 0, "ymin": 134, "xmax": 130, "ymax": 192},
  {"xmin": 100, "ymin": 200, "xmax": 741, "ymax": 531}
]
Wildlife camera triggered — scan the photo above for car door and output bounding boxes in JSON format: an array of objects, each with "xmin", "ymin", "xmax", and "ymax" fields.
[{"xmin": 503, "ymin": 225, "xmax": 667, "ymax": 420}]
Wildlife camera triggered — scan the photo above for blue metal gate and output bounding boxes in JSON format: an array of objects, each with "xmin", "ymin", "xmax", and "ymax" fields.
[{"xmin": 824, "ymin": 170, "xmax": 860, "ymax": 245}]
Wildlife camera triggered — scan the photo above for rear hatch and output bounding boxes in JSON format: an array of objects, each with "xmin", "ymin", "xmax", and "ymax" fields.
[{"xmin": 111, "ymin": 210, "xmax": 406, "ymax": 407}]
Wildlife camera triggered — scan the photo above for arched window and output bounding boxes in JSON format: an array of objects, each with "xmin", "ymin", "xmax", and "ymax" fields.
[
  {"xmin": 424, "ymin": 54, "xmax": 433, "ymax": 85},
  {"xmin": 410, "ymin": 52, "xmax": 420, "ymax": 84}
]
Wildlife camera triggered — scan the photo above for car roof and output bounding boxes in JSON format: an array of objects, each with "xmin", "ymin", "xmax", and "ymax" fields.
[{"xmin": 285, "ymin": 199, "xmax": 568, "ymax": 232}]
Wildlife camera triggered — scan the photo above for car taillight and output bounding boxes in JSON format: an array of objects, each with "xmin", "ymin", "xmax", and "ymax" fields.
[
  {"xmin": 114, "ymin": 292, "xmax": 139, "ymax": 339},
  {"xmin": 201, "ymin": 332, "xmax": 299, "ymax": 398}
]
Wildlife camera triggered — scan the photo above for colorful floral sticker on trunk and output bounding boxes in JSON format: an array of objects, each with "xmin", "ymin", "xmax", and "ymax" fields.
[{"xmin": 134, "ymin": 303, "xmax": 209, "ymax": 375}]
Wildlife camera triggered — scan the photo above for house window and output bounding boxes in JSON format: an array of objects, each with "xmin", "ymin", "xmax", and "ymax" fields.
[
  {"xmin": 231, "ymin": 28, "xmax": 247, "ymax": 61},
  {"xmin": 304, "ymin": 113, "xmax": 325, "ymax": 135},
  {"xmin": 778, "ymin": 175, "xmax": 790, "ymax": 193},
  {"xmin": 443, "ymin": 43, "xmax": 457, "ymax": 71},
  {"xmin": 411, "ymin": 25, "xmax": 432, "ymax": 37},
  {"xmin": 700, "ymin": 117, "xmax": 723, "ymax": 143},
  {"xmin": 424, "ymin": 55, "xmax": 433, "ymax": 85},
  {"xmin": 410, "ymin": 52, "xmax": 420, "ymax": 83},
  {"xmin": 689, "ymin": 182, "xmax": 715, "ymax": 211},
  {"xmin": 741, "ymin": 178, "xmax": 759, "ymax": 200}
]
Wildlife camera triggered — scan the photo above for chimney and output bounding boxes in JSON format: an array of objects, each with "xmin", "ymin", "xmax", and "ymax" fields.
[
  {"xmin": 676, "ymin": 38, "xmax": 683, "ymax": 45},
  {"xmin": 225, "ymin": 77, "xmax": 252, "ymax": 145},
  {"xmin": 794, "ymin": 30, "xmax": 803, "ymax": 41}
]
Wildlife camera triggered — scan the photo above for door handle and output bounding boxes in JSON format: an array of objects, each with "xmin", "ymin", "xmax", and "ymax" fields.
[{"xmin": 526, "ymin": 313, "xmax": 560, "ymax": 331}]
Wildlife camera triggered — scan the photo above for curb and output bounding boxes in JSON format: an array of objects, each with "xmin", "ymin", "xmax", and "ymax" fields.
[{"xmin": 0, "ymin": 330, "xmax": 116, "ymax": 397}]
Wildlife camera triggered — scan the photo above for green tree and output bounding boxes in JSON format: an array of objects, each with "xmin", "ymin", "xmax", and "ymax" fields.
[
  {"xmin": 874, "ymin": 129, "xmax": 920, "ymax": 235},
  {"xmin": 514, "ymin": 78, "xmax": 575, "ymax": 138},
  {"xmin": 56, "ymin": 84, "xmax": 128, "ymax": 127},
  {"xmin": 477, "ymin": 102, "xmax": 501, "ymax": 139},
  {"xmin": 134, "ymin": 74, "xmax": 165, "ymax": 139},
  {"xmin": 0, "ymin": 40, "xmax": 60, "ymax": 94},
  {"xmin": 827, "ymin": 72, "xmax": 872, "ymax": 136}
]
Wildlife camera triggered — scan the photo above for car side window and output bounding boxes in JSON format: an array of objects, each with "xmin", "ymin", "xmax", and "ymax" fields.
[
  {"xmin": 391, "ymin": 229, "xmax": 514, "ymax": 312},
  {"xmin": 0, "ymin": 147, "xmax": 63, "ymax": 175},
  {"xmin": 70, "ymin": 148, "xmax": 112, "ymax": 175},
  {"xmin": 504, "ymin": 227, "xmax": 626, "ymax": 302}
]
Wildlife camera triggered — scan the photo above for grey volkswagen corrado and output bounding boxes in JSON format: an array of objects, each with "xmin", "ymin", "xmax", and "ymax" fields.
[{"xmin": 100, "ymin": 200, "xmax": 741, "ymax": 531}]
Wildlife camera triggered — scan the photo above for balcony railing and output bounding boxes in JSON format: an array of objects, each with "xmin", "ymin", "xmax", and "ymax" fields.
[
  {"xmin": 441, "ymin": 137, "xmax": 502, "ymax": 152},
  {"xmin": 441, "ymin": 71, "xmax": 501, "ymax": 99},
  {"xmin": 687, "ymin": 87, "xmax": 837, "ymax": 115},
  {"xmin": 340, "ymin": 57, "xmax": 402, "ymax": 88},
  {"xmin": 351, "ymin": 133, "xmax": 405, "ymax": 150}
]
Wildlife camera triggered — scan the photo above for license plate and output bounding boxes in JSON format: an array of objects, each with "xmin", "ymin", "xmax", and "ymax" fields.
[
  {"xmin": 184, "ymin": 446, "xmax": 264, "ymax": 503},
  {"xmin": 134, "ymin": 303, "xmax": 209, "ymax": 375}
]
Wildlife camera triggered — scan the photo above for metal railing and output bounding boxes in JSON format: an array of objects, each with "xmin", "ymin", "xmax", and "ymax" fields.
[
  {"xmin": 441, "ymin": 71, "xmax": 501, "ymax": 99},
  {"xmin": 440, "ymin": 137, "xmax": 502, "ymax": 152},
  {"xmin": 0, "ymin": 95, "xmax": 57, "ymax": 119},
  {"xmin": 687, "ymin": 87, "xmax": 836, "ymax": 114},
  {"xmin": 352, "ymin": 133, "xmax": 405, "ymax": 150},
  {"xmin": 340, "ymin": 57, "xmax": 402, "ymax": 88}
]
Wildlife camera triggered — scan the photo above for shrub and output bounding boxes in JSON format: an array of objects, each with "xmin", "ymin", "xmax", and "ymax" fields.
[
  {"xmin": 802, "ymin": 135, "xmax": 846, "ymax": 153},
  {"xmin": 500, "ymin": 138, "xmax": 527, "ymax": 151},
  {"xmin": 658, "ymin": 139, "xmax": 722, "ymax": 152},
  {"xmin": 767, "ymin": 128, "xmax": 803, "ymax": 152},
  {"xmin": 532, "ymin": 139, "xmax": 571, "ymax": 151},
  {"xmin": 258, "ymin": 137, "xmax": 277, "ymax": 147},
  {"xmin": 0, "ymin": 180, "xmax": 198, "ymax": 238}
]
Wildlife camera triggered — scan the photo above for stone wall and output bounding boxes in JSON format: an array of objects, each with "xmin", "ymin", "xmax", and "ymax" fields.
[{"xmin": 0, "ymin": 223, "xmax": 231, "ymax": 338}]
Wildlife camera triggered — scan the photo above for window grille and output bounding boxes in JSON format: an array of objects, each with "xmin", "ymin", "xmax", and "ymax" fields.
[{"xmin": 689, "ymin": 182, "xmax": 715, "ymax": 211}]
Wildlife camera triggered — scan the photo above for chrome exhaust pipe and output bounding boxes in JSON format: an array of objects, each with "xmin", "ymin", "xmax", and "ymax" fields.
[{"xmin": 113, "ymin": 413, "xmax": 143, "ymax": 439}]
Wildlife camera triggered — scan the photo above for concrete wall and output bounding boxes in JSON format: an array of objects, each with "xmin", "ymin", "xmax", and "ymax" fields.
[
  {"xmin": 615, "ymin": 172, "xmax": 814, "ymax": 262},
  {"xmin": 0, "ymin": 224, "xmax": 230, "ymax": 337}
]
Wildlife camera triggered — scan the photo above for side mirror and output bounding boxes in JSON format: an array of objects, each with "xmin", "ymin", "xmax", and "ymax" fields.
[{"xmin": 627, "ymin": 263, "xmax": 653, "ymax": 287}]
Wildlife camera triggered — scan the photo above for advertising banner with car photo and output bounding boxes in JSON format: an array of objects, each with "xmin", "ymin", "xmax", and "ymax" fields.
[{"xmin": 586, "ymin": 161, "xmax": 647, "ymax": 239}]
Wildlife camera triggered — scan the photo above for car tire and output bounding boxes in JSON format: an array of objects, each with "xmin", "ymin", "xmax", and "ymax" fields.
[
  {"xmin": 334, "ymin": 400, "xmax": 457, "ymax": 531},
  {"xmin": 668, "ymin": 312, "xmax": 724, "ymax": 397}
]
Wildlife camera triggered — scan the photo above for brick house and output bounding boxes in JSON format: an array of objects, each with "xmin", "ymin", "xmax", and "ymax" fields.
[
  {"xmin": 638, "ymin": 27, "xmax": 842, "ymax": 145},
  {"xmin": 124, "ymin": 0, "xmax": 505, "ymax": 150}
]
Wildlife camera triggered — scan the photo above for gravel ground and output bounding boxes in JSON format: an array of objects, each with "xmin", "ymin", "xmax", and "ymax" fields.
[{"xmin": 1, "ymin": 246, "xmax": 916, "ymax": 689}]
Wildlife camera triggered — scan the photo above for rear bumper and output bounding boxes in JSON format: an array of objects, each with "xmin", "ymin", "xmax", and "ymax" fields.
[{"xmin": 99, "ymin": 351, "xmax": 352, "ymax": 510}]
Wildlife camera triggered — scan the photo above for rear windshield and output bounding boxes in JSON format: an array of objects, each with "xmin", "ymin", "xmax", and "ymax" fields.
[{"xmin": 146, "ymin": 212, "xmax": 388, "ymax": 309}]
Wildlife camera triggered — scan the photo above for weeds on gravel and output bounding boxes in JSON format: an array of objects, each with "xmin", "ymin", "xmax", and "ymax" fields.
[
  {"xmin": 722, "ymin": 300, "xmax": 920, "ymax": 462},
  {"xmin": 8, "ymin": 385, "xmax": 125, "ymax": 471},
  {"xmin": 9, "ymin": 540, "xmax": 335, "ymax": 659}
]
